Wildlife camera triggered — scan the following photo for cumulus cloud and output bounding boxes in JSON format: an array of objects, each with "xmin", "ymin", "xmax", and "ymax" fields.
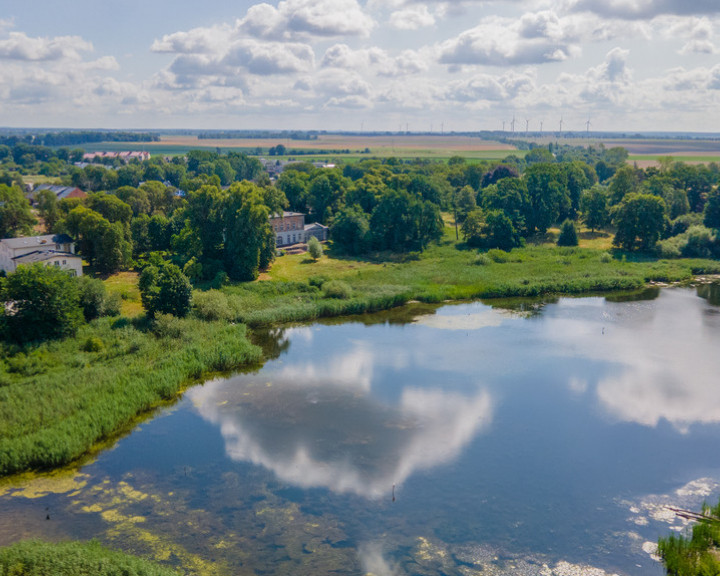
[
  {"xmin": 238, "ymin": 0, "xmax": 374, "ymax": 39},
  {"xmin": 439, "ymin": 11, "xmax": 584, "ymax": 67},
  {"xmin": 656, "ymin": 16, "xmax": 717, "ymax": 54},
  {"xmin": 570, "ymin": 0, "xmax": 720, "ymax": 19},
  {"xmin": 0, "ymin": 31, "xmax": 92, "ymax": 61},
  {"xmin": 389, "ymin": 5, "xmax": 436, "ymax": 30},
  {"xmin": 321, "ymin": 44, "xmax": 428, "ymax": 77}
]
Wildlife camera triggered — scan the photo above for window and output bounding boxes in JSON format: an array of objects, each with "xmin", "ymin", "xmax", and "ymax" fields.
[
  {"xmin": 277, "ymin": 236, "xmax": 282, "ymax": 245},
  {"xmin": 62, "ymin": 260, "xmax": 67, "ymax": 265},
  {"xmin": 54, "ymin": 261, "xmax": 60, "ymax": 266},
  {"xmin": 292, "ymin": 234, "xmax": 296, "ymax": 243}
]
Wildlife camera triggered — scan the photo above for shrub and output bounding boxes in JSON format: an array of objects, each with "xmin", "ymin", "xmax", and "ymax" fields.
[
  {"xmin": 82, "ymin": 336, "xmax": 105, "ymax": 352},
  {"xmin": 474, "ymin": 254, "xmax": 492, "ymax": 266},
  {"xmin": 308, "ymin": 275, "xmax": 329, "ymax": 288},
  {"xmin": 307, "ymin": 236, "xmax": 323, "ymax": 260},
  {"xmin": 151, "ymin": 313, "xmax": 185, "ymax": 339},
  {"xmin": 192, "ymin": 290, "xmax": 234, "ymax": 321},
  {"xmin": 557, "ymin": 219, "xmax": 579, "ymax": 247},
  {"xmin": 323, "ymin": 280, "xmax": 352, "ymax": 299},
  {"xmin": 487, "ymin": 249, "xmax": 510, "ymax": 263},
  {"xmin": 599, "ymin": 252, "xmax": 613, "ymax": 263}
]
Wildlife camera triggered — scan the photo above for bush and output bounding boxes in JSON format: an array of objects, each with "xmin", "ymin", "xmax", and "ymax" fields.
[
  {"xmin": 150, "ymin": 313, "xmax": 185, "ymax": 339},
  {"xmin": 82, "ymin": 336, "xmax": 105, "ymax": 352},
  {"xmin": 323, "ymin": 280, "xmax": 352, "ymax": 299},
  {"xmin": 599, "ymin": 252, "xmax": 613, "ymax": 263},
  {"xmin": 308, "ymin": 275, "xmax": 329, "ymax": 289},
  {"xmin": 192, "ymin": 290, "xmax": 234, "ymax": 321},
  {"xmin": 487, "ymin": 249, "xmax": 510, "ymax": 263},
  {"xmin": 557, "ymin": 219, "xmax": 579, "ymax": 247},
  {"xmin": 474, "ymin": 254, "xmax": 492, "ymax": 266},
  {"xmin": 308, "ymin": 235, "xmax": 323, "ymax": 260}
]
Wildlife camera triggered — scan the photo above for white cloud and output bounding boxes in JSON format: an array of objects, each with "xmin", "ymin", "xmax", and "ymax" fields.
[
  {"xmin": 439, "ymin": 11, "xmax": 583, "ymax": 67},
  {"xmin": 0, "ymin": 31, "xmax": 92, "ymax": 61},
  {"xmin": 389, "ymin": 5, "xmax": 436, "ymax": 30},
  {"xmin": 238, "ymin": 0, "xmax": 374, "ymax": 39},
  {"xmin": 570, "ymin": 0, "xmax": 720, "ymax": 19}
]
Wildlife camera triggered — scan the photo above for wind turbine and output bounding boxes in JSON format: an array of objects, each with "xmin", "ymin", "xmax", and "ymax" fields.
[
  {"xmin": 540, "ymin": 120, "xmax": 544, "ymax": 134},
  {"xmin": 559, "ymin": 117, "xmax": 564, "ymax": 135},
  {"xmin": 511, "ymin": 115, "xmax": 516, "ymax": 134},
  {"xmin": 525, "ymin": 118, "xmax": 530, "ymax": 135},
  {"xmin": 502, "ymin": 120, "xmax": 506, "ymax": 132},
  {"xmin": 585, "ymin": 118, "xmax": 591, "ymax": 138}
]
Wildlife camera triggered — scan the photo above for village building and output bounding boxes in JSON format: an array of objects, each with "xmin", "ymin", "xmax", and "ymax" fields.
[
  {"xmin": 0, "ymin": 234, "xmax": 83, "ymax": 276},
  {"xmin": 269, "ymin": 212, "xmax": 329, "ymax": 247},
  {"xmin": 27, "ymin": 185, "xmax": 87, "ymax": 205}
]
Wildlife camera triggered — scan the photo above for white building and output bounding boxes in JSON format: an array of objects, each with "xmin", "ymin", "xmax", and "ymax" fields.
[
  {"xmin": 0, "ymin": 234, "xmax": 83, "ymax": 276},
  {"xmin": 269, "ymin": 212, "xmax": 329, "ymax": 247}
]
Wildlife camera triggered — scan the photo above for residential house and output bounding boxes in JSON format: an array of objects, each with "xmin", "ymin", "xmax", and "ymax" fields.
[
  {"xmin": 269, "ymin": 212, "xmax": 329, "ymax": 247},
  {"xmin": 0, "ymin": 234, "xmax": 83, "ymax": 276},
  {"xmin": 29, "ymin": 184, "xmax": 87, "ymax": 205}
]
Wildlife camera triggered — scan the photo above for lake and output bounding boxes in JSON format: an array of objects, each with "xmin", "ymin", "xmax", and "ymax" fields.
[{"xmin": 2, "ymin": 285, "xmax": 720, "ymax": 576}]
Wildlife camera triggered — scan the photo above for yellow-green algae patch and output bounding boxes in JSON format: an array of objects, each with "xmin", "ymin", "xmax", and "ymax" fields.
[{"xmin": 0, "ymin": 468, "xmax": 89, "ymax": 499}]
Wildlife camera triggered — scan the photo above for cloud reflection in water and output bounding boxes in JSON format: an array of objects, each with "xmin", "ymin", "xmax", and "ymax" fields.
[
  {"xmin": 550, "ymin": 289, "xmax": 720, "ymax": 432},
  {"xmin": 188, "ymin": 345, "xmax": 492, "ymax": 499}
]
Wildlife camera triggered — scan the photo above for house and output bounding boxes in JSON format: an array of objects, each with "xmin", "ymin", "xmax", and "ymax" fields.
[
  {"xmin": 29, "ymin": 184, "xmax": 87, "ymax": 205},
  {"xmin": 269, "ymin": 212, "xmax": 329, "ymax": 247},
  {"xmin": 0, "ymin": 234, "xmax": 83, "ymax": 276}
]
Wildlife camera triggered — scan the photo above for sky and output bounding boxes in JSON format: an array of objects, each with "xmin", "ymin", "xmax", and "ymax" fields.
[{"xmin": 0, "ymin": 0, "xmax": 719, "ymax": 133}]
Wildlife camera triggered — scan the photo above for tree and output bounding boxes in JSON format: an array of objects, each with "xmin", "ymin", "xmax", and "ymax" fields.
[
  {"xmin": 580, "ymin": 185, "xmax": 610, "ymax": 232},
  {"xmin": 307, "ymin": 236, "xmax": 323, "ymax": 261},
  {"xmin": 330, "ymin": 206, "xmax": 371, "ymax": 254},
  {"xmin": 483, "ymin": 210, "xmax": 522, "ymax": 250},
  {"xmin": 557, "ymin": 219, "xmax": 579, "ymax": 246},
  {"xmin": 524, "ymin": 163, "xmax": 569, "ymax": 234},
  {"xmin": 703, "ymin": 188, "xmax": 720, "ymax": 231},
  {"xmin": 612, "ymin": 193, "xmax": 667, "ymax": 251},
  {"xmin": 455, "ymin": 185, "xmax": 477, "ymax": 222},
  {"xmin": 609, "ymin": 165, "xmax": 638, "ymax": 205},
  {"xmin": 481, "ymin": 177, "xmax": 529, "ymax": 236},
  {"xmin": 1, "ymin": 263, "xmax": 83, "ymax": 343},
  {"xmin": 36, "ymin": 189, "xmax": 60, "ymax": 232},
  {"xmin": 77, "ymin": 275, "xmax": 119, "ymax": 321},
  {"xmin": 371, "ymin": 189, "xmax": 443, "ymax": 252},
  {"xmin": 0, "ymin": 184, "xmax": 36, "ymax": 238},
  {"xmin": 139, "ymin": 262, "xmax": 192, "ymax": 318},
  {"xmin": 461, "ymin": 209, "xmax": 485, "ymax": 247},
  {"xmin": 223, "ymin": 182, "xmax": 273, "ymax": 281}
]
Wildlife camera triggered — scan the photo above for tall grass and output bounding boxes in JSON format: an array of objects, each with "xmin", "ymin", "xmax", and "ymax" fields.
[
  {"xmin": 0, "ymin": 317, "xmax": 261, "ymax": 476},
  {"xmin": 0, "ymin": 540, "xmax": 180, "ymax": 576}
]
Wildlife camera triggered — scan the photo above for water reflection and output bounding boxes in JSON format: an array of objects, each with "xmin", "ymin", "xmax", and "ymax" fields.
[
  {"xmin": 188, "ymin": 373, "xmax": 492, "ymax": 499},
  {"xmin": 548, "ymin": 288, "xmax": 720, "ymax": 431}
]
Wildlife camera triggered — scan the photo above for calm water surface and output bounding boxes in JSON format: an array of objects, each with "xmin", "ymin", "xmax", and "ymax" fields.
[{"xmin": 2, "ymin": 286, "xmax": 720, "ymax": 576}]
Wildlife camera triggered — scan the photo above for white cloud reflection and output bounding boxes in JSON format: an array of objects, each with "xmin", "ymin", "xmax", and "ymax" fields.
[
  {"xmin": 188, "ymin": 372, "xmax": 492, "ymax": 499},
  {"xmin": 549, "ymin": 289, "xmax": 720, "ymax": 432}
]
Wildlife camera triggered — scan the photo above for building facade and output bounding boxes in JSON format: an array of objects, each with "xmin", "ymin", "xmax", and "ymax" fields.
[
  {"xmin": 0, "ymin": 234, "xmax": 83, "ymax": 276},
  {"xmin": 269, "ymin": 212, "xmax": 329, "ymax": 247}
]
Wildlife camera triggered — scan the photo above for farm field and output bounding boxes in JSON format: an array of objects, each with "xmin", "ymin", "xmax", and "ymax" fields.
[{"xmin": 81, "ymin": 134, "xmax": 520, "ymax": 161}]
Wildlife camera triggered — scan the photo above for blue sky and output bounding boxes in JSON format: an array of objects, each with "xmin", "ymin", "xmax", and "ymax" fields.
[{"xmin": 1, "ymin": 0, "xmax": 719, "ymax": 132}]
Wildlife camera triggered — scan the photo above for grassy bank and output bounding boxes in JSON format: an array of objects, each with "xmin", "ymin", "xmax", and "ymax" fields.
[
  {"xmin": 218, "ymin": 232, "xmax": 720, "ymax": 327},
  {"xmin": 0, "ymin": 316, "xmax": 262, "ymax": 476},
  {"xmin": 0, "ymin": 540, "xmax": 181, "ymax": 576}
]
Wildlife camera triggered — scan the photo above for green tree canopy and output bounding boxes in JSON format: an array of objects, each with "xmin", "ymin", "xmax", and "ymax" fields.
[
  {"xmin": 1, "ymin": 263, "xmax": 83, "ymax": 343},
  {"xmin": 0, "ymin": 184, "xmax": 36, "ymax": 238},
  {"xmin": 612, "ymin": 193, "xmax": 667, "ymax": 251},
  {"xmin": 139, "ymin": 261, "xmax": 192, "ymax": 318},
  {"xmin": 330, "ymin": 205, "xmax": 371, "ymax": 255}
]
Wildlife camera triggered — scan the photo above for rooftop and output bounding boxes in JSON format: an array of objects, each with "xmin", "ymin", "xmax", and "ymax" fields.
[
  {"xmin": 1, "ymin": 234, "xmax": 74, "ymax": 250},
  {"xmin": 13, "ymin": 250, "xmax": 79, "ymax": 264}
]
